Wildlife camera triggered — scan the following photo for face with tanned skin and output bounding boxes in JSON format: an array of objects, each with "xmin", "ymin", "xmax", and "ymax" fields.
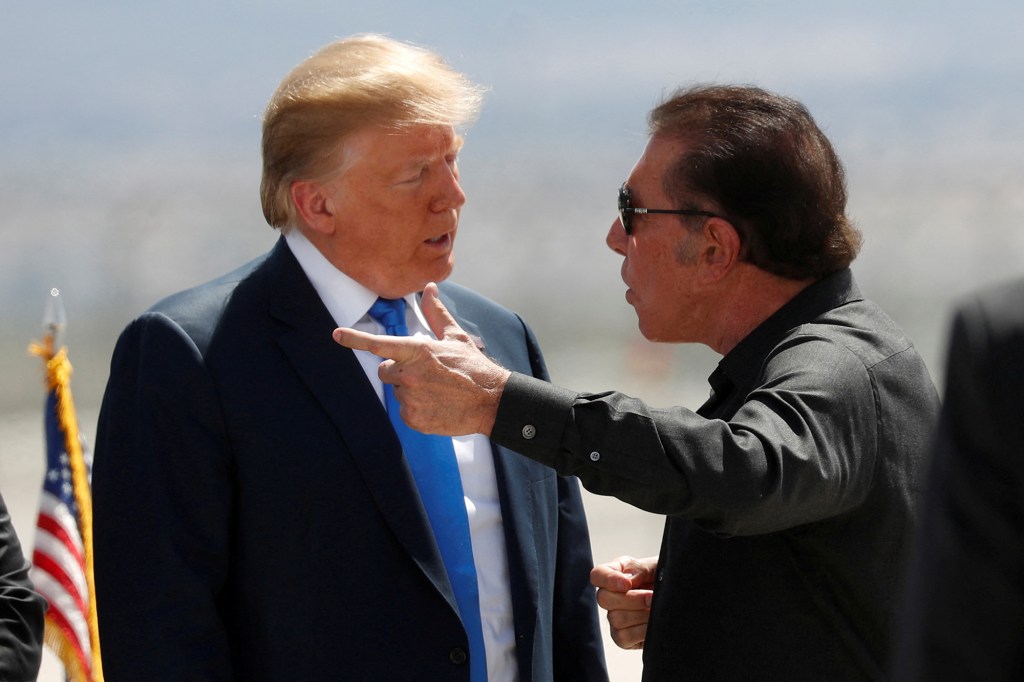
[
  {"xmin": 605, "ymin": 134, "xmax": 713, "ymax": 343},
  {"xmin": 295, "ymin": 123, "xmax": 466, "ymax": 299}
]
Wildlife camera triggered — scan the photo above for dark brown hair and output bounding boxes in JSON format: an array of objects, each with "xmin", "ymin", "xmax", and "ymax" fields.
[{"xmin": 649, "ymin": 84, "xmax": 862, "ymax": 280}]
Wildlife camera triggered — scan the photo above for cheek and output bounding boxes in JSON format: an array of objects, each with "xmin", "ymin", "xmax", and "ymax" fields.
[
  {"xmin": 635, "ymin": 254, "xmax": 689, "ymax": 318},
  {"xmin": 629, "ymin": 245, "xmax": 670, "ymax": 288},
  {"xmin": 366, "ymin": 221, "xmax": 414, "ymax": 256}
]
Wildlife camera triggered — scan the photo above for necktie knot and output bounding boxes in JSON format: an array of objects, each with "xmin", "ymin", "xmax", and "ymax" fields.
[{"xmin": 368, "ymin": 297, "xmax": 408, "ymax": 336}]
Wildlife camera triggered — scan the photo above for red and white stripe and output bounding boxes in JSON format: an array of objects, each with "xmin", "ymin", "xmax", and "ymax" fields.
[{"xmin": 32, "ymin": 490, "xmax": 93, "ymax": 677}]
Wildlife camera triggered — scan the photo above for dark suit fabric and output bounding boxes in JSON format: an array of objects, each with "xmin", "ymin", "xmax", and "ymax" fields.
[
  {"xmin": 493, "ymin": 269, "xmax": 940, "ymax": 681},
  {"xmin": 894, "ymin": 277, "xmax": 1024, "ymax": 681},
  {"xmin": 0, "ymin": 491, "xmax": 45, "ymax": 681},
  {"xmin": 92, "ymin": 238, "xmax": 607, "ymax": 681}
]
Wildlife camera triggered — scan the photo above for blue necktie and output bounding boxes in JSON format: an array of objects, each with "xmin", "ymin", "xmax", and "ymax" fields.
[{"xmin": 368, "ymin": 297, "xmax": 486, "ymax": 680}]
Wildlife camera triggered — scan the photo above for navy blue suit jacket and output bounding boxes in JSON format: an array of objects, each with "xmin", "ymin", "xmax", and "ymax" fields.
[{"xmin": 92, "ymin": 238, "xmax": 607, "ymax": 681}]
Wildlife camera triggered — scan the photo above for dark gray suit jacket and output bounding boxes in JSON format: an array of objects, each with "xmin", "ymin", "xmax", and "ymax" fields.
[
  {"xmin": 92, "ymin": 237, "xmax": 607, "ymax": 681},
  {"xmin": 894, "ymin": 277, "xmax": 1024, "ymax": 680}
]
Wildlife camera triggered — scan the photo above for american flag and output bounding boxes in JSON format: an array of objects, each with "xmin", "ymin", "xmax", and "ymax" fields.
[{"xmin": 30, "ymin": 338, "xmax": 104, "ymax": 682}]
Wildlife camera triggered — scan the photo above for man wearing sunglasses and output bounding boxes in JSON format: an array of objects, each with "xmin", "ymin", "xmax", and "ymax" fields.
[{"xmin": 335, "ymin": 84, "xmax": 940, "ymax": 680}]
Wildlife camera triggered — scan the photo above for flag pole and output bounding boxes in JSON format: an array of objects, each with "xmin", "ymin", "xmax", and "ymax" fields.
[
  {"xmin": 29, "ymin": 289, "xmax": 105, "ymax": 682},
  {"xmin": 43, "ymin": 287, "xmax": 68, "ymax": 352}
]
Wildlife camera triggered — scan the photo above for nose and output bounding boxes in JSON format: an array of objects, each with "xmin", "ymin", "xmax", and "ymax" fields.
[
  {"xmin": 432, "ymin": 163, "xmax": 466, "ymax": 212},
  {"xmin": 606, "ymin": 215, "xmax": 627, "ymax": 256}
]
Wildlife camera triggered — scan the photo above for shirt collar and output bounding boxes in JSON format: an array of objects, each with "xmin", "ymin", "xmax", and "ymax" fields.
[
  {"xmin": 715, "ymin": 268, "xmax": 863, "ymax": 389},
  {"xmin": 284, "ymin": 229, "xmax": 430, "ymax": 333}
]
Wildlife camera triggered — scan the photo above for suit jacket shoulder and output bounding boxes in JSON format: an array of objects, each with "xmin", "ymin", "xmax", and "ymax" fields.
[
  {"xmin": 953, "ymin": 277, "xmax": 1024, "ymax": 370},
  {"xmin": 142, "ymin": 250, "xmax": 271, "ymax": 354}
]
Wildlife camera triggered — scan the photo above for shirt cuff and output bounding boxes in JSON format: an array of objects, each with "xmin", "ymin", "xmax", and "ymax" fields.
[{"xmin": 492, "ymin": 372, "xmax": 579, "ymax": 467}]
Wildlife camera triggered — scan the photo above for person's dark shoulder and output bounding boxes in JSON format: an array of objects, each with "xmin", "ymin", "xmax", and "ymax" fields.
[
  {"xmin": 149, "ymin": 253, "xmax": 268, "ymax": 322},
  {"xmin": 134, "ymin": 251, "xmax": 271, "ymax": 353},
  {"xmin": 951, "ymin": 277, "xmax": 1024, "ymax": 408},
  {"xmin": 779, "ymin": 299, "xmax": 911, "ymax": 375},
  {"xmin": 958, "ymin": 276, "xmax": 1024, "ymax": 344}
]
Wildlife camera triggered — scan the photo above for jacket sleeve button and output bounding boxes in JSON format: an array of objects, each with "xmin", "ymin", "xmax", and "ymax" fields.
[
  {"xmin": 449, "ymin": 647, "xmax": 468, "ymax": 665},
  {"xmin": 522, "ymin": 424, "xmax": 537, "ymax": 439}
]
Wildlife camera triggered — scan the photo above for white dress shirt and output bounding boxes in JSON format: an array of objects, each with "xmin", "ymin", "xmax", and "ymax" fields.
[{"xmin": 285, "ymin": 230, "xmax": 518, "ymax": 680}]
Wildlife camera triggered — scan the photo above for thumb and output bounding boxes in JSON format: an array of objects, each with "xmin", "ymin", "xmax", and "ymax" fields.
[
  {"xmin": 421, "ymin": 282, "xmax": 463, "ymax": 341},
  {"xmin": 623, "ymin": 556, "xmax": 658, "ymax": 587}
]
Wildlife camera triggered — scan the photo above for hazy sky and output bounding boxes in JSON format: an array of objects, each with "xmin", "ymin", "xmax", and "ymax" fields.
[
  {"xmin": 2, "ymin": 0, "xmax": 1023, "ymax": 409},
  {"xmin": 5, "ymin": 1, "xmax": 1022, "ymax": 152}
]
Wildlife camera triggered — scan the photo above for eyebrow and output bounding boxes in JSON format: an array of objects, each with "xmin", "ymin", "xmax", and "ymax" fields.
[{"xmin": 399, "ymin": 135, "xmax": 465, "ymax": 172}]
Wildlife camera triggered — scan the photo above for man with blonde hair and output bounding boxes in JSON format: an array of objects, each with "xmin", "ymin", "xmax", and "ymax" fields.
[{"xmin": 93, "ymin": 35, "xmax": 607, "ymax": 681}]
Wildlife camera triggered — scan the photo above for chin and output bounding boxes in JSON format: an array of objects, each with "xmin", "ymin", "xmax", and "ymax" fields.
[
  {"xmin": 637, "ymin": 317, "xmax": 670, "ymax": 343},
  {"xmin": 402, "ymin": 267, "xmax": 453, "ymax": 296},
  {"xmin": 639, "ymin": 328, "xmax": 663, "ymax": 342},
  {"xmin": 432, "ymin": 259, "xmax": 455, "ymax": 284}
]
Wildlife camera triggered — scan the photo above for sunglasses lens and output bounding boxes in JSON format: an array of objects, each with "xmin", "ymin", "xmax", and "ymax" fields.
[{"xmin": 618, "ymin": 185, "xmax": 631, "ymax": 234}]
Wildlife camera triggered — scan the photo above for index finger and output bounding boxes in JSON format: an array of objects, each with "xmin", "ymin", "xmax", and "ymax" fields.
[
  {"xmin": 590, "ymin": 563, "xmax": 633, "ymax": 593},
  {"xmin": 596, "ymin": 586, "xmax": 654, "ymax": 612},
  {"xmin": 332, "ymin": 327, "xmax": 417, "ymax": 360}
]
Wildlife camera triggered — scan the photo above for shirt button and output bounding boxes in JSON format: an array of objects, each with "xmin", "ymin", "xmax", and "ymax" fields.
[
  {"xmin": 449, "ymin": 647, "xmax": 467, "ymax": 665},
  {"xmin": 522, "ymin": 424, "xmax": 537, "ymax": 439},
  {"xmin": 589, "ymin": 451, "xmax": 601, "ymax": 462}
]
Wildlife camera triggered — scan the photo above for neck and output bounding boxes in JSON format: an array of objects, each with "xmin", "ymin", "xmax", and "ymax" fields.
[{"xmin": 705, "ymin": 264, "xmax": 814, "ymax": 355}]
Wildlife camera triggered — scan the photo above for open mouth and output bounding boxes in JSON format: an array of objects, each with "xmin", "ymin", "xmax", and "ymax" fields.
[{"xmin": 425, "ymin": 233, "xmax": 452, "ymax": 246}]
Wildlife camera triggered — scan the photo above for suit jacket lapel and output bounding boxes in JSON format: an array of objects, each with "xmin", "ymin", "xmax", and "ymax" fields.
[
  {"xmin": 265, "ymin": 240, "xmax": 457, "ymax": 609},
  {"xmin": 438, "ymin": 287, "xmax": 544, "ymax": 635}
]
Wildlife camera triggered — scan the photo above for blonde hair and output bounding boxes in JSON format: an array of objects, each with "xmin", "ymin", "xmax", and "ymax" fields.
[{"xmin": 260, "ymin": 34, "xmax": 485, "ymax": 229}]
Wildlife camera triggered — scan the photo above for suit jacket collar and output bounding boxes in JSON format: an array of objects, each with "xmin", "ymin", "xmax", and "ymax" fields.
[
  {"xmin": 263, "ymin": 238, "xmax": 460, "ymax": 611},
  {"xmin": 436, "ymin": 283, "xmax": 546, "ymax": 661}
]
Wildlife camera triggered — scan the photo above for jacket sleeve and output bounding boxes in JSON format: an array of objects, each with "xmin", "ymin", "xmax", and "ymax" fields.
[
  {"xmin": 92, "ymin": 313, "xmax": 234, "ymax": 681},
  {"xmin": 0, "ymin": 491, "xmax": 45, "ymax": 682}
]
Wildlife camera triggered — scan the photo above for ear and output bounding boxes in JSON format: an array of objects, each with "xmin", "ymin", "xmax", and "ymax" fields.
[
  {"xmin": 290, "ymin": 179, "xmax": 336, "ymax": 235},
  {"xmin": 699, "ymin": 217, "xmax": 741, "ymax": 282}
]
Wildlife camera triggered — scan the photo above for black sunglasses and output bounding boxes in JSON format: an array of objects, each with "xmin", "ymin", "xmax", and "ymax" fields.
[{"xmin": 618, "ymin": 183, "xmax": 722, "ymax": 235}]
